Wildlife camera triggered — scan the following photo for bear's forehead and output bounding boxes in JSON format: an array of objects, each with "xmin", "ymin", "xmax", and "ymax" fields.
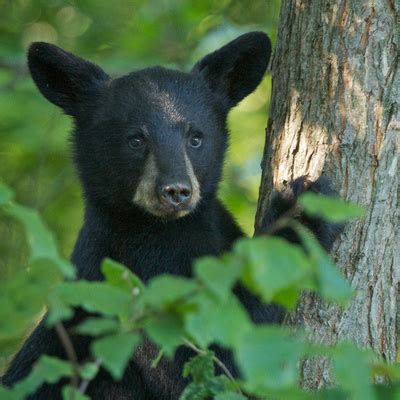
[
  {"xmin": 105, "ymin": 67, "xmax": 215, "ymax": 124},
  {"xmin": 112, "ymin": 67, "xmax": 201, "ymax": 100}
]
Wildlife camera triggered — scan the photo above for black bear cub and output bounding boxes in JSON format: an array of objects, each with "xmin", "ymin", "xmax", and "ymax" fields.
[{"xmin": 3, "ymin": 32, "xmax": 341, "ymax": 399}]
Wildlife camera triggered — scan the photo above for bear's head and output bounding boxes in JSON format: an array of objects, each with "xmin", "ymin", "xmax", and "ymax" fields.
[{"xmin": 27, "ymin": 32, "xmax": 271, "ymax": 219}]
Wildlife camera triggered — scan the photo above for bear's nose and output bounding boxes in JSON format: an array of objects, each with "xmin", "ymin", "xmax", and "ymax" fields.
[{"xmin": 160, "ymin": 183, "xmax": 192, "ymax": 207}]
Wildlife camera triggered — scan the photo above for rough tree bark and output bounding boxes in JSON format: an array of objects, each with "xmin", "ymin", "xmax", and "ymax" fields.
[{"xmin": 255, "ymin": 0, "xmax": 399, "ymax": 389}]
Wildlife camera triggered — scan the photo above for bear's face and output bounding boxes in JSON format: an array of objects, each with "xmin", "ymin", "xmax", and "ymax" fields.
[
  {"xmin": 74, "ymin": 68, "xmax": 227, "ymax": 218},
  {"xmin": 27, "ymin": 32, "xmax": 271, "ymax": 219}
]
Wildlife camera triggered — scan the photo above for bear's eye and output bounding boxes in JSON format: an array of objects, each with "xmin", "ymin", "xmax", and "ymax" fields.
[
  {"xmin": 128, "ymin": 135, "xmax": 145, "ymax": 149},
  {"xmin": 188, "ymin": 133, "xmax": 203, "ymax": 149}
]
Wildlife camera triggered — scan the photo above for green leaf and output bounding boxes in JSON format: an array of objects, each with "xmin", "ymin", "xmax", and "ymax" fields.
[
  {"xmin": 293, "ymin": 224, "xmax": 353, "ymax": 306},
  {"xmin": 101, "ymin": 258, "xmax": 145, "ymax": 294},
  {"xmin": 62, "ymin": 386, "xmax": 90, "ymax": 400},
  {"xmin": 0, "ymin": 260, "xmax": 63, "ymax": 340},
  {"xmin": 0, "ymin": 385, "xmax": 21, "ymax": 400},
  {"xmin": 194, "ymin": 254, "xmax": 242, "ymax": 302},
  {"xmin": 215, "ymin": 393, "xmax": 247, "ymax": 400},
  {"xmin": 333, "ymin": 343, "xmax": 376, "ymax": 400},
  {"xmin": 185, "ymin": 292, "xmax": 252, "ymax": 348},
  {"xmin": 54, "ymin": 281, "xmax": 132, "ymax": 318},
  {"xmin": 371, "ymin": 361, "xmax": 400, "ymax": 381},
  {"xmin": 14, "ymin": 355, "xmax": 73, "ymax": 397},
  {"xmin": 46, "ymin": 297, "xmax": 74, "ymax": 326},
  {"xmin": 3, "ymin": 202, "xmax": 75, "ymax": 278},
  {"xmin": 183, "ymin": 352, "xmax": 215, "ymax": 383},
  {"xmin": 5, "ymin": 203, "xmax": 75, "ymax": 278},
  {"xmin": 79, "ymin": 362, "xmax": 100, "ymax": 380},
  {"xmin": 144, "ymin": 313, "xmax": 185, "ymax": 357},
  {"xmin": 0, "ymin": 182, "xmax": 14, "ymax": 205},
  {"xmin": 179, "ymin": 383, "xmax": 210, "ymax": 400},
  {"xmin": 142, "ymin": 275, "xmax": 198, "ymax": 310},
  {"xmin": 91, "ymin": 332, "xmax": 140, "ymax": 380},
  {"xmin": 75, "ymin": 317, "xmax": 120, "ymax": 336},
  {"xmin": 235, "ymin": 237, "xmax": 313, "ymax": 309},
  {"xmin": 299, "ymin": 192, "xmax": 364, "ymax": 223},
  {"xmin": 236, "ymin": 326, "xmax": 306, "ymax": 393},
  {"xmin": 179, "ymin": 375, "xmax": 236, "ymax": 400},
  {"xmin": 205, "ymin": 376, "xmax": 236, "ymax": 396}
]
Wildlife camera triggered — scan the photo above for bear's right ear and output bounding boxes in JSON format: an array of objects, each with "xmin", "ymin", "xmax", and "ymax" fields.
[{"xmin": 28, "ymin": 42, "xmax": 109, "ymax": 116}]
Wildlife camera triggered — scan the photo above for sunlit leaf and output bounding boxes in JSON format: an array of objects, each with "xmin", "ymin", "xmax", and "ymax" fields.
[
  {"xmin": 144, "ymin": 313, "xmax": 185, "ymax": 357},
  {"xmin": 215, "ymin": 393, "xmax": 247, "ymax": 400},
  {"xmin": 183, "ymin": 352, "xmax": 215, "ymax": 384},
  {"xmin": 333, "ymin": 343, "xmax": 376, "ymax": 400},
  {"xmin": 79, "ymin": 362, "xmax": 100, "ymax": 380},
  {"xmin": 0, "ymin": 260, "xmax": 62, "ymax": 340},
  {"xmin": 185, "ymin": 292, "xmax": 252, "ymax": 348},
  {"xmin": 299, "ymin": 192, "xmax": 364, "ymax": 223},
  {"xmin": 13, "ymin": 355, "xmax": 73, "ymax": 397},
  {"xmin": 0, "ymin": 182, "xmax": 14, "ymax": 205},
  {"xmin": 0, "ymin": 385, "xmax": 21, "ymax": 400},
  {"xmin": 293, "ymin": 223, "xmax": 353, "ymax": 306},
  {"xmin": 235, "ymin": 237, "xmax": 313, "ymax": 309},
  {"xmin": 75, "ymin": 317, "xmax": 120, "ymax": 337},
  {"xmin": 62, "ymin": 385, "xmax": 90, "ymax": 400},
  {"xmin": 91, "ymin": 332, "xmax": 140, "ymax": 380},
  {"xmin": 3, "ymin": 203, "xmax": 75, "ymax": 278},
  {"xmin": 236, "ymin": 326, "xmax": 306, "ymax": 393},
  {"xmin": 194, "ymin": 254, "xmax": 242, "ymax": 302},
  {"xmin": 54, "ymin": 281, "xmax": 132, "ymax": 318},
  {"xmin": 142, "ymin": 275, "xmax": 198, "ymax": 310},
  {"xmin": 101, "ymin": 258, "xmax": 145, "ymax": 294}
]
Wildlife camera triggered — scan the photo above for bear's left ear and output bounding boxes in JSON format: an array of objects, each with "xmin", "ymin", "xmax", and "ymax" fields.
[{"xmin": 192, "ymin": 31, "xmax": 271, "ymax": 109}]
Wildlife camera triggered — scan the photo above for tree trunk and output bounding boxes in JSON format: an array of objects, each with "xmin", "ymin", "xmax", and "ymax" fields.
[{"xmin": 255, "ymin": 0, "xmax": 399, "ymax": 389}]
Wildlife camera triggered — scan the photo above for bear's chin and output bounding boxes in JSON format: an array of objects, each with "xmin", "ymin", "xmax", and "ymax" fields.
[{"xmin": 139, "ymin": 203, "xmax": 196, "ymax": 220}]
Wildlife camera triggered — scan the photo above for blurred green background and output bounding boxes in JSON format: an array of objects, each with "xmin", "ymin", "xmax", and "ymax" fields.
[{"xmin": 0, "ymin": 0, "xmax": 281, "ymax": 280}]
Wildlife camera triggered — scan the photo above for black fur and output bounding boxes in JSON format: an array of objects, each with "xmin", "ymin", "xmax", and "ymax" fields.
[
  {"xmin": 260, "ymin": 176, "xmax": 344, "ymax": 251},
  {"xmin": 2, "ymin": 32, "xmax": 341, "ymax": 399}
]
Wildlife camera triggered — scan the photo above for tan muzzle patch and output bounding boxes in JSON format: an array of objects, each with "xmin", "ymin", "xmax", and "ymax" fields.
[{"xmin": 133, "ymin": 151, "xmax": 201, "ymax": 218}]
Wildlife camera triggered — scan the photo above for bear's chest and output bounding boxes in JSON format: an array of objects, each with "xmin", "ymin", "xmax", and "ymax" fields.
[{"xmin": 112, "ymin": 222, "xmax": 224, "ymax": 282}]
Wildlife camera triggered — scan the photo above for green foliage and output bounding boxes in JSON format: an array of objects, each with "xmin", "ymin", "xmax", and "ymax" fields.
[
  {"xmin": 54, "ymin": 281, "xmax": 132, "ymax": 318},
  {"xmin": 1, "ymin": 181, "xmax": 395, "ymax": 400},
  {"xmin": 0, "ymin": 183, "xmax": 13, "ymax": 205},
  {"xmin": 144, "ymin": 313, "xmax": 185, "ymax": 357},
  {"xmin": 142, "ymin": 275, "xmax": 198, "ymax": 309},
  {"xmin": 183, "ymin": 352, "xmax": 215, "ymax": 383},
  {"xmin": 0, "ymin": 0, "xmax": 280, "ymax": 373},
  {"xmin": 236, "ymin": 237, "xmax": 313, "ymax": 309},
  {"xmin": 215, "ymin": 393, "xmax": 248, "ymax": 400},
  {"xmin": 182, "ymin": 352, "xmax": 236, "ymax": 399},
  {"xmin": 236, "ymin": 326, "xmax": 306, "ymax": 394},
  {"xmin": 185, "ymin": 291, "xmax": 252, "ymax": 348},
  {"xmin": 194, "ymin": 255, "xmax": 242, "ymax": 301},
  {"xmin": 101, "ymin": 258, "xmax": 145, "ymax": 293},
  {"xmin": 91, "ymin": 333, "xmax": 140, "ymax": 380},
  {"xmin": 62, "ymin": 386, "xmax": 90, "ymax": 400},
  {"xmin": 0, "ymin": 184, "xmax": 69, "ymax": 349},
  {"xmin": 74, "ymin": 318, "xmax": 120, "ymax": 337},
  {"xmin": 333, "ymin": 344, "xmax": 376, "ymax": 400},
  {"xmin": 0, "ymin": 3, "xmax": 392, "ymax": 398},
  {"xmin": 299, "ymin": 192, "xmax": 365, "ymax": 223},
  {"xmin": 13, "ymin": 356, "xmax": 73, "ymax": 398},
  {"xmin": 292, "ymin": 223, "xmax": 353, "ymax": 306},
  {"xmin": 4, "ymin": 202, "xmax": 75, "ymax": 279}
]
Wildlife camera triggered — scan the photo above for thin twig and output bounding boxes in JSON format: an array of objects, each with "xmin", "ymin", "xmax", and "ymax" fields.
[
  {"xmin": 262, "ymin": 206, "xmax": 300, "ymax": 236},
  {"xmin": 183, "ymin": 338, "xmax": 243, "ymax": 395},
  {"xmin": 55, "ymin": 321, "xmax": 80, "ymax": 389}
]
